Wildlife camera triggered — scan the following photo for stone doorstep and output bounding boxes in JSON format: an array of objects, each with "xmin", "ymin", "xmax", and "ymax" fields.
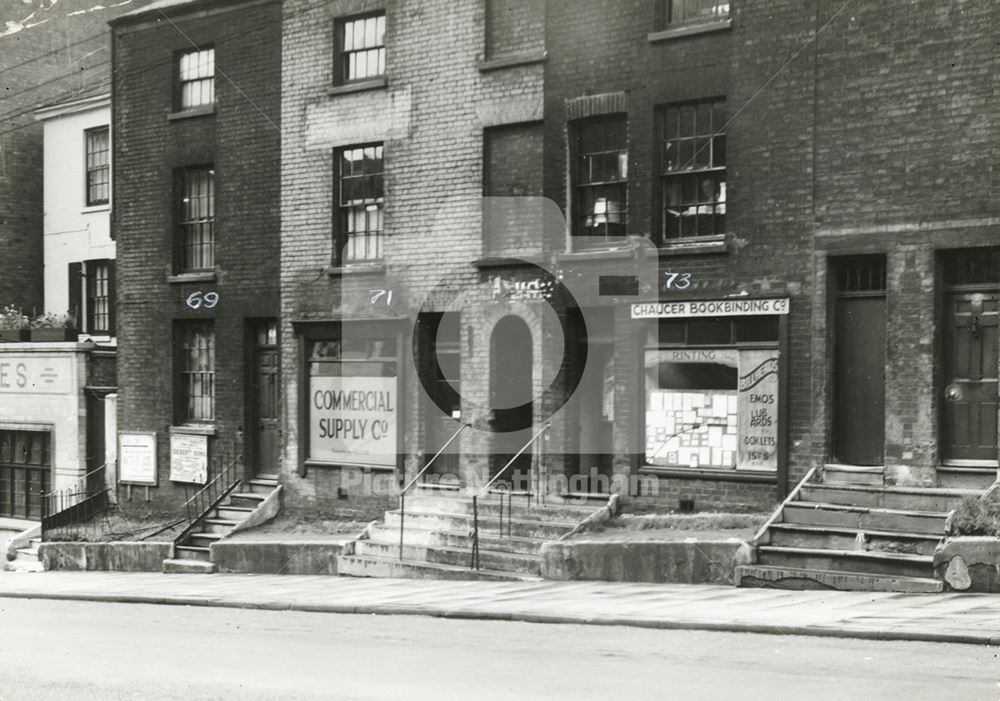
[
  {"xmin": 163, "ymin": 559, "xmax": 215, "ymax": 574},
  {"xmin": 337, "ymin": 553, "xmax": 539, "ymax": 582},
  {"xmin": 735, "ymin": 564, "xmax": 943, "ymax": 593}
]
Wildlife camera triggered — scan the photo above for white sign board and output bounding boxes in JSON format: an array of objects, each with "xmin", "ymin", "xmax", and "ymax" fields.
[
  {"xmin": 737, "ymin": 349, "xmax": 780, "ymax": 471},
  {"xmin": 310, "ymin": 375, "xmax": 398, "ymax": 468},
  {"xmin": 0, "ymin": 354, "xmax": 74, "ymax": 394},
  {"xmin": 170, "ymin": 433, "xmax": 208, "ymax": 484},
  {"xmin": 632, "ymin": 298, "xmax": 790, "ymax": 319},
  {"xmin": 119, "ymin": 432, "xmax": 157, "ymax": 486}
]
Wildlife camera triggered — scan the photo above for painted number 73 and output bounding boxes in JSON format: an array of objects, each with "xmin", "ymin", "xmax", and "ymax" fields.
[{"xmin": 663, "ymin": 272, "xmax": 692, "ymax": 290}]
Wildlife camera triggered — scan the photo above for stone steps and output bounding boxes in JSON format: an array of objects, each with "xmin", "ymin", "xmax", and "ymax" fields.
[
  {"xmin": 799, "ymin": 483, "xmax": 977, "ymax": 512},
  {"xmin": 367, "ymin": 524, "xmax": 544, "ymax": 555},
  {"xmin": 383, "ymin": 509, "xmax": 575, "ymax": 541},
  {"xmin": 353, "ymin": 538, "xmax": 540, "ymax": 575},
  {"xmin": 757, "ymin": 545, "xmax": 934, "ymax": 579},
  {"xmin": 766, "ymin": 523, "xmax": 941, "ymax": 557},
  {"xmin": 936, "ymin": 466, "xmax": 996, "ymax": 490},
  {"xmin": 735, "ymin": 565, "xmax": 943, "ymax": 593},
  {"xmin": 782, "ymin": 502, "xmax": 948, "ymax": 535},
  {"xmin": 822, "ymin": 465, "xmax": 884, "ymax": 486},
  {"xmin": 337, "ymin": 553, "xmax": 540, "ymax": 581}
]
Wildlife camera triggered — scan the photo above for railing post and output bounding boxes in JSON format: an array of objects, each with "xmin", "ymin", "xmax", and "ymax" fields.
[
  {"xmin": 470, "ymin": 495, "xmax": 480, "ymax": 571},
  {"xmin": 399, "ymin": 493, "xmax": 405, "ymax": 561}
]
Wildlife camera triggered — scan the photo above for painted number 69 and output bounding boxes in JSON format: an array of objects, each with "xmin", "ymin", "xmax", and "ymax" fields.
[{"xmin": 186, "ymin": 291, "xmax": 220, "ymax": 309}]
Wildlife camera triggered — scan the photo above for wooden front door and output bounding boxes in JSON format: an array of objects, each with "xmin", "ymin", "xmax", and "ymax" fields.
[
  {"xmin": 942, "ymin": 292, "xmax": 999, "ymax": 463},
  {"xmin": 490, "ymin": 316, "xmax": 533, "ymax": 489},
  {"xmin": 833, "ymin": 257, "xmax": 887, "ymax": 466},
  {"xmin": 251, "ymin": 320, "xmax": 281, "ymax": 476}
]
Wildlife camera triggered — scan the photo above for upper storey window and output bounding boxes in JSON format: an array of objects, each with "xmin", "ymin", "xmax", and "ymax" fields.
[
  {"xmin": 659, "ymin": 0, "xmax": 730, "ymax": 29},
  {"xmin": 85, "ymin": 126, "xmax": 110, "ymax": 206},
  {"xmin": 573, "ymin": 116, "xmax": 628, "ymax": 243},
  {"xmin": 177, "ymin": 48, "xmax": 215, "ymax": 110},
  {"xmin": 661, "ymin": 99, "xmax": 727, "ymax": 240},
  {"xmin": 337, "ymin": 13, "xmax": 386, "ymax": 84}
]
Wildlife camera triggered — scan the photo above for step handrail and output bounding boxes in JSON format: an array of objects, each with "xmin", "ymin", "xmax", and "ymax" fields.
[
  {"xmin": 397, "ymin": 422, "xmax": 472, "ymax": 560},
  {"xmin": 470, "ymin": 422, "xmax": 551, "ymax": 570},
  {"xmin": 174, "ymin": 455, "xmax": 242, "ymax": 545},
  {"xmin": 750, "ymin": 465, "xmax": 819, "ymax": 547}
]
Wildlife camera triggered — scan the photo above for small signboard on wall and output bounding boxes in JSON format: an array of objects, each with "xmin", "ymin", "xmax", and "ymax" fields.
[
  {"xmin": 169, "ymin": 433, "xmax": 208, "ymax": 484},
  {"xmin": 118, "ymin": 432, "xmax": 157, "ymax": 486},
  {"xmin": 737, "ymin": 349, "xmax": 780, "ymax": 471}
]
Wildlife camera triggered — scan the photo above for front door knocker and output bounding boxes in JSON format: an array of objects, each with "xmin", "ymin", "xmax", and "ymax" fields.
[{"xmin": 969, "ymin": 315, "xmax": 982, "ymax": 339}]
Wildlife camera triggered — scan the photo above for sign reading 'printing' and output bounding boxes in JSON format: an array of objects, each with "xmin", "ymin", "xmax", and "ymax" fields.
[{"xmin": 631, "ymin": 297, "xmax": 790, "ymax": 319}]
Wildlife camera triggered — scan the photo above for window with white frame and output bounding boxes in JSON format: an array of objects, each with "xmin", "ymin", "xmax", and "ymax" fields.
[
  {"xmin": 178, "ymin": 321, "xmax": 215, "ymax": 423},
  {"xmin": 85, "ymin": 126, "xmax": 109, "ymax": 206},
  {"xmin": 336, "ymin": 13, "xmax": 386, "ymax": 83},
  {"xmin": 658, "ymin": 0, "xmax": 730, "ymax": 30},
  {"xmin": 179, "ymin": 166, "xmax": 215, "ymax": 271},
  {"xmin": 661, "ymin": 99, "xmax": 727, "ymax": 240},
  {"xmin": 336, "ymin": 144, "xmax": 384, "ymax": 263},
  {"xmin": 573, "ymin": 116, "xmax": 628, "ymax": 242},
  {"xmin": 177, "ymin": 48, "xmax": 215, "ymax": 110}
]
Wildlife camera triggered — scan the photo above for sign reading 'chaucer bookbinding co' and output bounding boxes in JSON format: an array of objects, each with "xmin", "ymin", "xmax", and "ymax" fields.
[
  {"xmin": 310, "ymin": 376, "xmax": 398, "ymax": 468},
  {"xmin": 631, "ymin": 297, "xmax": 790, "ymax": 319}
]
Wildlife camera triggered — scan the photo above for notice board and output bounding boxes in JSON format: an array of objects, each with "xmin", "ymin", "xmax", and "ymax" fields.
[
  {"xmin": 169, "ymin": 433, "xmax": 208, "ymax": 484},
  {"xmin": 118, "ymin": 432, "xmax": 157, "ymax": 486}
]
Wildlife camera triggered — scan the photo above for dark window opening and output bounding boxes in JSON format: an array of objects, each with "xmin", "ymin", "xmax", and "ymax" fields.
[
  {"xmin": 177, "ymin": 321, "xmax": 215, "ymax": 423},
  {"xmin": 85, "ymin": 126, "xmax": 109, "ymax": 206},
  {"xmin": 573, "ymin": 116, "xmax": 627, "ymax": 242},
  {"xmin": 178, "ymin": 166, "xmax": 215, "ymax": 272},
  {"xmin": 335, "ymin": 143, "xmax": 384, "ymax": 264},
  {"xmin": 835, "ymin": 255, "xmax": 887, "ymax": 293}
]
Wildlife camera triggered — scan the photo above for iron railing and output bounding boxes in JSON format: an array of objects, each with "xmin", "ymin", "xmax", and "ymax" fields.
[
  {"xmin": 470, "ymin": 422, "xmax": 551, "ymax": 570},
  {"xmin": 750, "ymin": 465, "xmax": 819, "ymax": 547},
  {"xmin": 41, "ymin": 464, "xmax": 109, "ymax": 540},
  {"xmin": 174, "ymin": 450, "xmax": 243, "ymax": 545},
  {"xmin": 398, "ymin": 422, "xmax": 472, "ymax": 560}
]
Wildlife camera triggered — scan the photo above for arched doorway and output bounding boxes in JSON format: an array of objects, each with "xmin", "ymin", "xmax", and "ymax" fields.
[{"xmin": 489, "ymin": 315, "xmax": 533, "ymax": 487}]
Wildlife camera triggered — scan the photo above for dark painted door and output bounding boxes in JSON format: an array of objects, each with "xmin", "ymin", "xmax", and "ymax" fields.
[
  {"xmin": 576, "ymin": 341, "xmax": 614, "ymax": 493},
  {"xmin": 490, "ymin": 316, "xmax": 533, "ymax": 490},
  {"xmin": 424, "ymin": 312, "xmax": 461, "ymax": 480},
  {"xmin": 251, "ymin": 320, "xmax": 281, "ymax": 476},
  {"xmin": 943, "ymin": 292, "xmax": 999, "ymax": 462},
  {"xmin": 834, "ymin": 296, "xmax": 886, "ymax": 465}
]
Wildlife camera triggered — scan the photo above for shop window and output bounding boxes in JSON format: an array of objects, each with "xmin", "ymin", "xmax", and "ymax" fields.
[
  {"xmin": 657, "ymin": 0, "xmax": 730, "ymax": 30},
  {"xmin": 661, "ymin": 99, "xmax": 727, "ymax": 240},
  {"xmin": 335, "ymin": 144, "xmax": 384, "ymax": 264},
  {"xmin": 308, "ymin": 332, "xmax": 399, "ymax": 468},
  {"xmin": 177, "ymin": 321, "xmax": 215, "ymax": 423},
  {"xmin": 176, "ymin": 48, "xmax": 215, "ymax": 110},
  {"xmin": 178, "ymin": 166, "xmax": 215, "ymax": 272},
  {"xmin": 0, "ymin": 429, "xmax": 51, "ymax": 519},
  {"xmin": 85, "ymin": 126, "xmax": 110, "ymax": 206},
  {"xmin": 573, "ymin": 116, "xmax": 628, "ymax": 243},
  {"xmin": 336, "ymin": 12, "xmax": 386, "ymax": 84},
  {"xmin": 644, "ymin": 316, "xmax": 780, "ymax": 472}
]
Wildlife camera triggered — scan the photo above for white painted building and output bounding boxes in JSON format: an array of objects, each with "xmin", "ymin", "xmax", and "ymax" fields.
[
  {"xmin": 0, "ymin": 96, "xmax": 117, "ymax": 522},
  {"xmin": 35, "ymin": 94, "xmax": 116, "ymax": 343}
]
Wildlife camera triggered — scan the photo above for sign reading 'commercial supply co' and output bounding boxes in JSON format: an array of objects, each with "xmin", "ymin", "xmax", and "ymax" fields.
[
  {"xmin": 310, "ymin": 375, "xmax": 398, "ymax": 468},
  {"xmin": 631, "ymin": 297, "xmax": 790, "ymax": 319}
]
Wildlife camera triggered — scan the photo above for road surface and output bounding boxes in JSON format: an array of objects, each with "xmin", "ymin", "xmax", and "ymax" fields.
[{"xmin": 0, "ymin": 598, "xmax": 996, "ymax": 700}]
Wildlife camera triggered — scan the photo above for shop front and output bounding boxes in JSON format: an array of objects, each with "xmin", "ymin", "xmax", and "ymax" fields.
[{"xmin": 631, "ymin": 298, "xmax": 789, "ymax": 498}]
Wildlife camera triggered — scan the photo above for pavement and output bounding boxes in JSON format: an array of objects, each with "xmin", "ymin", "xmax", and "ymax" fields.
[{"xmin": 1, "ymin": 570, "xmax": 998, "ymax": 646}]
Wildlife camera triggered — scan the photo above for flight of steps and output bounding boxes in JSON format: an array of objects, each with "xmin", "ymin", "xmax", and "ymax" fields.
[
  {"xmin": 736, "ymin": 465, "xmax": 994, "ymax": 593},
  {"xmin": 3, "ymin": 536, "xmax": 43, "ymax": 572},
  {"xmin": 163, "ymin": 474, "xmax": 280, "ymax": 574},
  {"xmin": 338, "ymin": 492, "xmax": 602, "ymax": 581}
]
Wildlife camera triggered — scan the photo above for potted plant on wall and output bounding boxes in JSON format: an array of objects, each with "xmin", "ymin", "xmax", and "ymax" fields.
[
  {"xmin": 0, "ymin": 305, "xmax": 30, "ymax": 342},
  {"xmin": 29, "ymin": 311, "xmax": 78, "ymax": 342}
]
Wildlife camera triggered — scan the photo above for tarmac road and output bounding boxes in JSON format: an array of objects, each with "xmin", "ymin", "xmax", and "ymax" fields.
[{"xmin": 0, "ymin": 598, "xmax": 996, "ymax": 701}]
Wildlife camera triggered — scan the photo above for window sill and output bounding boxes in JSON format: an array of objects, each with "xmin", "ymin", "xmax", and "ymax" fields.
[
  {"xmin": 473, "ymin": 256, "xmax": 539, "ymax": 269},
  {"xmin": 648, "ymin": 18, "xmax": 732, "ymax": 43},
  {"xmin": 303, "ymin": 459, "xmax": 395, "ymax": 472},
  {"xmin": 167, "ymin": 271, "xmax": 216, "ymax": 284},
  {"xmin": 639, "ymin": 465, "xmax": 776, "ymax": 484},
  {"xmin": 82, "ymin": 204, "xmax": 110, "ymax": 214},
  {"xmin": 653, "ymin": 235, "xmax": 729, "ymax": 257},
  {"xmin": 170, "ymin": 424, "xmax": 216, "ymax": 436},
  {"xmin": 167, "ymin": 105, "xmax": 216, "ymax": 121},
  {"xmin": 326, "ymin": 77, "xmax": 388, "ymax": 97},
  {"xmin": 558, "ymin": 245, "xmax": 636, "ymax": 262},
  {"xmin": 477, "ymin": 50, "xmax": 547, "ymax": 73},
  {"xmin": 326, "ymin": 262, "xmax": 386, "ymax": 276}
]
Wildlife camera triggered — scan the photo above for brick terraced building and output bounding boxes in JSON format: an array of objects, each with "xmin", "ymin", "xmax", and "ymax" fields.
[
  {"xmin": 276, "ymin": 0, "xmax": 1000, "ymax": 528},
  {"xmin": 110, "ymin": 0, "xmax": 281, "ymax": 516}
]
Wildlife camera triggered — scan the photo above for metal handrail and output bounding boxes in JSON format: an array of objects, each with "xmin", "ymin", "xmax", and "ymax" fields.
[
  {"xmin": 41, "ymin": 463, "xmax": 110, "ymax": 540},
  {"xmin": 174, "ymin": 456, "xmax": 242, "ymax": 545},
  {"xmin": 470, "ymin": 422, "xmax": 551, "ymax": 570},
  {"xmin": 750, "ymin": 464, "xmax": 818, "ymax": 547},
  {"xmin": 42, "ymin": 464, "xmax": 106, "ymax": 500},
  {"xmin": 398, "ymin": 422, "xmax": 472, "ymax": 560}
]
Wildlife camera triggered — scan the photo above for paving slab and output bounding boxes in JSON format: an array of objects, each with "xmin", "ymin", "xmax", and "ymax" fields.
[{"xmin": 0, "ymin": 570, "xmax": 997, "ymax": 645}]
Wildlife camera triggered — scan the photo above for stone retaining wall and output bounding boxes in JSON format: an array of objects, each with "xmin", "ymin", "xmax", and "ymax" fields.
[{"xmin": 39, "ymin": 542, "xmax": 172, "ymax": 572}]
